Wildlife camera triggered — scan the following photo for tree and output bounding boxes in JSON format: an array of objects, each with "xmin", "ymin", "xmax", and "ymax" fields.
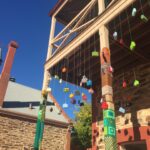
[{"xmin": 71, "ymin": 103, "xmax": 92, "ymax": 150}]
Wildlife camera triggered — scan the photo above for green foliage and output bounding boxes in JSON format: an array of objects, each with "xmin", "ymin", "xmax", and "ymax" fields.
[{"xmin": 72, "ymin": 103, "xmax": 92, "ymax": 150}]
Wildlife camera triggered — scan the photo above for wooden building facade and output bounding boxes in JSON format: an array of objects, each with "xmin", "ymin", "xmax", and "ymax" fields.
[{"xmin": 45, "ymin": 0, "xmax": 150, "ymax": 149}]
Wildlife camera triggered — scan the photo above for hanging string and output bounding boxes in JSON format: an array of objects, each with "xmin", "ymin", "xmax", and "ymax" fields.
[
  {"xmin": 55, "ymin": 63, "xmax": 58, "ymax": 77},
  {"xmin": 139, "ymin": 0, "xmax": 144, "ymax": 14},
  {"xmin": 78, "ymin": 45, "xmax": 82, "ymax": 105},
  {"xmin": 64, "ymin": 56, "xmax": 69, "ymax": 105},
  {"xmin": 76, "ymin": 48, "xmax": 80, "ymax": 87},
  {"xmin": 131, "ymin": 1, "xmax": 137, "ymax": 17},
  {"xmin": 148, "ymin": 0, "xmax": 150, "ymax": 6},
  {"xmin": 119, "ymin": 14, "xmax": 123, "ymax": 39},
  {"xmin": 73, "ymin": 48, "xmax": 76, "ymax": 91},
  {"xmin": 125, "ymin": 9, "xmax": 133, "ymax": 41},
  {"xmin": 84, "ymin": 42, "xmax": 86, "ymax": 76},
  {"xmin": 122, "ymin": 72, "xmax": 125, "ymax": 82},
  {"xmin": 113, "ymin": 19, "xmax": 117, "ymax": 32},
  {"xmin": 94, "ymin": 32, "xmax": 96, "ymax": 51},
  {"xmin": 60, "ymin": 62, "xmax": 62, "ymax": 79},
  {"xmin": 112, "ymin": 18, "xmax": 118, "ymax": 41},
  {"xmin": 58, "ymin": 62, "xmax": 60, "ymax": 78},
  {"xmin": 88, "ymin": 38, "xmax": 91, "ymax": 80},
  {"xmin": 131, "ymin": 2, "xmax": 134, "ymax": 9},
  {"xmin": 66, "ymin": 57, "xmax": 69, "ymax": 86},
  {"xmin": 133, "ymin": 69, "xmax": 136, "ymax": 80},
  {"xmin": 79, "ymin": 44, "xmax": 82, "ymax": 78},
  {"xmin": 53, "ymin": 66, "xmax": 57, "ymax": 94}
]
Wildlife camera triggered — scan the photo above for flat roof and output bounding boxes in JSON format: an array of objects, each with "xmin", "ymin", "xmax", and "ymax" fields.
[{"xmin": 2, "ymin": 81, "xmax": 70, "ymax": 123}]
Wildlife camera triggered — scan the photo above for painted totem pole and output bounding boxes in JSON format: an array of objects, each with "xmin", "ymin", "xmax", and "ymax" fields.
[
  {"xmin": 34, "ymin": 71, "xmax": 50, "ymax": 150},
  {"xmin": 100, "ymin": 47, "xmax": 117, "ymax": 149},
  {"xmin": 33, "ymin": 90, "xmax": 48, "ymax": 149}
]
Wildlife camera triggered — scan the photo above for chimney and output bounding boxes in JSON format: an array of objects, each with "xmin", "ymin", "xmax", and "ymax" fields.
[{"xmin": 0, "ymin": 41, "xmax": 18, "ymax": 107}]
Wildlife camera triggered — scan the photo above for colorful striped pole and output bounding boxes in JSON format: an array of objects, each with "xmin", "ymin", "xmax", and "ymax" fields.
[
  {"xmin": 34, "ymin": 90, "xmax": 47, "ymax": 150},
  {"xmin": 99, "ymin": 24, "xmax": 117, "ymax": 150}
]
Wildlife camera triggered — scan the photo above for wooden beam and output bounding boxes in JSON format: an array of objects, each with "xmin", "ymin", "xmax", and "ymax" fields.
[
  {"xmin": 52, "ymin": 17, "xmax": 96, "ymax": 50},
  {"xmin": 53, "ymin": 0, "xmax": 69, "ymax": 17},
  {"xmin": 53, "ymin": 0, "xmax": 95, "ymax": 42},
  {"xmin": 52, "ymin": 33, "xmax": 70, "ymax": 44},
  {"xmin": 98, "ymin": 0, "xmax": 105, "ymax": 14},
  {"xmin": 73, "ymin": 0, "xmax": 97, "ymax": 29},
  {"xmin": 52, "ymin": 44, "xmax": 59, "ymax": 48},
  {"xmin": 53, "ymin": 0, "xmax": 97, "ymax": 54},
  {"xmin": 45, "ymin": 0, "xmax": 135, "ymax": 70},
  {"xmin": 70, "ymin": 17, "xmax": 96, "ymax": 33},
  {"xmin": 46, "ymin": 16, "xmax": 56, "ymax": 60}
]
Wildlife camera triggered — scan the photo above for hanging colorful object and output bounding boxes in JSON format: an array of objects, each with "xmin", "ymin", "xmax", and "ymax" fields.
[
  {"xmin": 82, "ymin": 93, "xmax": 87, "ymax": 101},
  {"xmin": 122, "ymin": 81, "xmax": 127, "ymax": 88},
  {"xmin": 78, "ymin": 100, "xmax": 84, "ymax": 106},
  {"xmin": 54, "ymin": 75, "xmax": 59, "ymax": 79},
  {"xmin": 119, "ymin": 107, "xmax": 125, "ymax": 113},
  {"xmin": 92, "ymin": 50, "xmax": 99, "ymax": 57},
  {"xmin": 130, "ymin": 41, "xmax": 136, "ymax": 51},
  {"xmin": 34, "ymin": 90, "xmax": 48, "ymax": 149},
  {"xmin": 140, "ymin": 14, "xmax": 148, "ymax": 23},
  {"xmin": 41, "ymin": 90, "xmax": 47, "ymax": 97},
  {"xmin": 108, "ymin": 66, "xmax": 114, "ymax": 73},
  {"xmin": 86, "ymin": 80, "xmax": 92, "ymax": 86},
  {"xmin": 78, "ymin": 100, "xmax": 81, "ymax": 105},
  {"xmin": 59, "ymin": 79, "xmax": 62, "ymax": 84},
  {"xmin": 113, "ymin": 31, "xmax": 118, "ymax": 40},
  {"xmin": 132, "ymin": 8, "xmax": 137, "ymax": 17},
  {"xmin": 100, "ymin": 98, "xmax": 103, "ymax": 103},
  {"xmin": 48, "ymin": 77, "xmax": 52, "ymax": 81},
  {"xmin": 71, "ymin": 99, "xmax": 76, "ymax": 104},
  {"xmin": 57, "ymin": 109, "xmax": 62, "ymax": 115},
  {"xmin": 80, "ymin": 101, "xmax": 84, "ymax": 106},
  {"xmin": 62, "ymin": 67, "xmax": 67, "ymax": 73},
  {"xmin": 133, "ymin": 79, "xmax": 140, "ymax": 87},
  {"xmin": 127, "ymin": 96, "xmax": 132, "ymax": 101},
  {"xmin": 101, "ymin": 101, "xmax": 108, "ymax": 110},
  {"xmin": 46, "ymin": 87, "xmax": 52, "ymax": 92},
  {"xmin": 64, "ymin": 88, "xmax": 70, "ymax": 92},
  {"xmin": 69, "ymin": 93, "xmax": 74, "ymax": 99},
  {"xmin": 88, "ymin": 88, "xmax": 94, "ymax": 94},
  {"xmin": 62, "ymin": 103, "xmax": 68, "ymax": 108},
  {"xmin": 75, "ymin": 90, "xmax": 80, "ymax": 96},
  {"xmin": 50, "ymin": 107, "xmax": 53, "ymax": 112},
  {"xmin": 80, "ymin": 82, "xmax": 82, "ymax": 86},
  {"xmin": 119, "ymin": 38, "xmax": 124, "ymax": 45},
  {"xmin": 81, "ymin": 75, "xmax": 88, "ymax": 83},
  {"xmin": 125, "ymin": 102, "xmax": 132, "ymax": 107}
]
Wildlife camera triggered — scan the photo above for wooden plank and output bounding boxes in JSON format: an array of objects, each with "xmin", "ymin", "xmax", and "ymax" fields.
[{"xmin": 45, "ymin": 0, "xmax": 135, "ymax": 70}]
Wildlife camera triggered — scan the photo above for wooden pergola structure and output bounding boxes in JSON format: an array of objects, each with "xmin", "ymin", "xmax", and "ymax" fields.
[{"xmin": 35, "ymin": 0, "xmax": 150, "ymax": 149}]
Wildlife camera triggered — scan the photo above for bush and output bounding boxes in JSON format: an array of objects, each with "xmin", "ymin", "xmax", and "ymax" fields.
[{"xmin": 71, "ymin": 103, "xmax": 92, "ymax": 150}]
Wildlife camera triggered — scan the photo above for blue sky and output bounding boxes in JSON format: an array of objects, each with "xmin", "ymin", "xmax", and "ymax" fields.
[
  {"xmin": 0, "ymin": 0, "xmax": 57, "ymax": 90},
  {"xmin": 50, "ymin": 78, "xmax": 91, "ymax": 119},
  {"xmin": 0, "ymin": 0, "xmax": 91, "ymax": 119}
]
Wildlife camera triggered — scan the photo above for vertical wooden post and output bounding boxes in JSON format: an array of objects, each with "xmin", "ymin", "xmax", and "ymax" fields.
[
  {"xmin": 98, "ymin": 0, "xmax": 105, "ymax": 15},
  {"xmin": 98, "ymin": 1, "xmax": 117, "ymax": 149},
  {"xmin": 46, "ymin": 16, "xmax": 56, "ymax": 60},
  {"xmin": 34, "ymin": 15, "xmax": 56, "ymax": 150},
  {"xmin": 99, "ymin": 25, "xmax": 117, "ymax": 150}
]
